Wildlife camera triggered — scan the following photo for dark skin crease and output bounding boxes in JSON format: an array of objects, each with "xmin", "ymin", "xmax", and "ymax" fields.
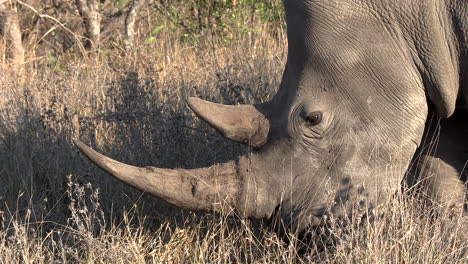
[{"xmin": 75, "ymin": 0, "xmax": 468, "ymax": 235}]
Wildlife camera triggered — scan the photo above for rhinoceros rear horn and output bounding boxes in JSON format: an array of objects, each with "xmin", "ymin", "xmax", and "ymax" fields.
[
  {"xmin": 188, "ymin": 97, "xmax": 270, "ymax": 148},
  {"xmin": 73, "ymin": 139, "xmax": 273, "ymax": 218}
]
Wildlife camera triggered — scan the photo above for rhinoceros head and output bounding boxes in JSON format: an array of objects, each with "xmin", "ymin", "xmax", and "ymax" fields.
[{"xmin": 76, "ymin": 1, "xmax": 462, "ymax": 233}]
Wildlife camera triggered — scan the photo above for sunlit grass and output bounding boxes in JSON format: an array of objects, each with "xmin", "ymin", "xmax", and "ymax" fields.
[{"xmin": 0, "ymin": 11, "xmax": 466, "ymax": 263}]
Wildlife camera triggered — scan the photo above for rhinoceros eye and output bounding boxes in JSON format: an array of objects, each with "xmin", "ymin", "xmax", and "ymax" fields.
[{"xmin": 305, "ymin": 111, "xmax": 322, "ymax": 126}]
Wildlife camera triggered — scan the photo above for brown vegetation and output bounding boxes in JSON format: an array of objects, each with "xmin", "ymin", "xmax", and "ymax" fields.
[
  {"xmin": 0, "ymin": 0, "xmax": 24, "ymax": 65},
  {"xmin": 0, "ymin": 1, "xmax": 466, "ymax": 263}
]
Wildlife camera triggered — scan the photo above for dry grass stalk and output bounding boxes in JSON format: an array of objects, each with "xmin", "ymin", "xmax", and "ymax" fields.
[{"xmin": 0, "ymin": 9, "xmax": 465, "ymax": 263}]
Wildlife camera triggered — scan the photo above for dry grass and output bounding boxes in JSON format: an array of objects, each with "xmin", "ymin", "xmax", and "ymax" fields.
[{"xmin": 0, "ymin": 18, "xmax": 466, "ymax": 263}]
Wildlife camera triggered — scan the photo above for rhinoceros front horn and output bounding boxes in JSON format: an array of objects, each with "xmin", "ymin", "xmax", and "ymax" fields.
[
  {"xmin": 73, "ymin": 139, "xmax": 275, "ymax": 219},
  {"xmin": 188, "ymin": 98, "xmax": 270, "ymax": 148}
]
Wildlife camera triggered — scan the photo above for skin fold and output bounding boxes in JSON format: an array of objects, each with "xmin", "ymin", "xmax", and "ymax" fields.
[{"xmin": 75, "ymin": 0, "xmax": 468, "ymax": 234}]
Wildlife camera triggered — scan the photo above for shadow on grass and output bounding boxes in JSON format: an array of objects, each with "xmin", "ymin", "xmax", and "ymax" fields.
[{"xmin": 0, "ymin": 70, "xmax": 254, "ymax": 239}]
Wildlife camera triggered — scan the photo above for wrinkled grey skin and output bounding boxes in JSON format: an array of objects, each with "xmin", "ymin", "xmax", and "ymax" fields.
[
  {"xmin": 76, "ymin": 0, "xmax": 468, "ymax": 234},
  {"xmin": 247, "ymin": 0, "xmax": 467, "ymax": 231}
]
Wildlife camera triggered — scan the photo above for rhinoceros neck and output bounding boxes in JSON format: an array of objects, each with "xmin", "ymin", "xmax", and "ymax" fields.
[{"xmin": 447, "ymin": 0, "xmax": 468, "ymax": 110}]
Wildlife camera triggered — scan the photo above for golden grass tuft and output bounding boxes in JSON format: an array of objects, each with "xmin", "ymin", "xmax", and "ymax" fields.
[{"xmin": 0, "ymin": 19, "xmax": 466, "ymax": 263}]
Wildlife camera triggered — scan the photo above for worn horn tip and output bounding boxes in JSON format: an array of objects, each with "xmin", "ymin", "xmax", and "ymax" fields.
[
  {"xmin": 187, "ymin": 97, "xmax": 205, "ymax": 111},
  {"xmin": 73, "ymin": 138, "xmax": 86, "ymax": 150},
  {"xmin": 73, "ymin": 138, "xmax": 104, "ymax": 165},
  {"xmin": 73, "ymin": 138, "xmax": 95, "ymax": 155},
  {"xmin": 188, "ymin": 97, "xmax": 200, "ymax": 104}
]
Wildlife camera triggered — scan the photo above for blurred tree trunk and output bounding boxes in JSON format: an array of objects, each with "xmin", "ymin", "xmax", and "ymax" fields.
[
  {"xmin": 75, "ymin": 0, "xmax": 101, "ymax": 50},
  {"xmin": 124, "ymin": 0, "xmax": 142, "ymax": 50},
  {"xmin": 0, "ymin": 0, "xmax": 24, "ymax": 65}
]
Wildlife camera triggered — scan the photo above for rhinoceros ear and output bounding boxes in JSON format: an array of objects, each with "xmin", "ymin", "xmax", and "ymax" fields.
[
  {"xmin": 188, "ymin": 97, "xmax": 270, "ymax": 148},
  {"xmin": 411, "ymin": 16, "xmax": 460, "ymax": 118}
]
